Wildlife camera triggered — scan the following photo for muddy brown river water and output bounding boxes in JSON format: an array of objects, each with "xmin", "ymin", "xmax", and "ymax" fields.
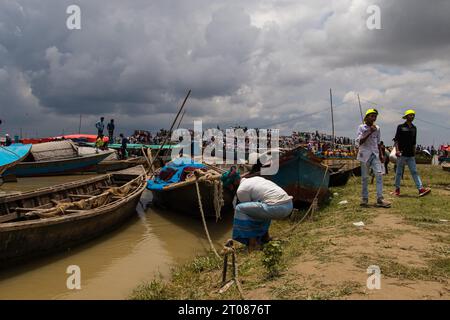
[{"xmin": 0, "ymin": 175, "xmax": 233, "ymax": 299}]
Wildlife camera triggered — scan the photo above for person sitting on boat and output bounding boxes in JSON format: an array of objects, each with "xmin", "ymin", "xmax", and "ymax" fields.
[
  {"xmin": 5, "ymin": 134, "xmax": 12, "ymax": 146},
  {"xmin": 221, "ymin": 169, "xmax": 293, "ymax": 252},
  {"xmin": 95, "ymin": 134, "xmax": 105, "ymax": 152},
  {"xmin": 119, "ymin": 133, "xmax": 128, "ymax": 160}
]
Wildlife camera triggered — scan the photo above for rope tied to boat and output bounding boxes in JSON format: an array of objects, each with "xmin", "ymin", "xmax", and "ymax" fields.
[
  {"xmin": 194, "ymin": 176, "xmax": 221, "ymax": 260},
  {"xmin": 190, "ymin": 168, "xmax": 224, "ymax": 221}
]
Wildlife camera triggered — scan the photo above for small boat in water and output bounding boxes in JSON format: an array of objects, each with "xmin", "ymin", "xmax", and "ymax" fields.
[
  {"xmin": 2, "ymin": 141, "xmax": 114, "ymax": 177},
  {"xmin": 0, "ymin": 166, "xmax": 147, "ymax": 268},
  {"xmin": 147, "ymin": 157, "xmax": 232, "ymax": 219},
  {"xmin": 77, "ymin": 146, "xmax": 147, "ymax": 173},
  {"xmin": 0, "ymin": 144, "xmax": 32, "ymax": 177}
]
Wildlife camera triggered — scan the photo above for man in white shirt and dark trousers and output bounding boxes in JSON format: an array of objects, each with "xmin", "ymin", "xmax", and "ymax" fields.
[
  {"xmin": 356, "ymin": 109, "xmax": 391, "ymax": 208},
  {"xmin": 221, "ymin": 169, "xmax": 293, "ymax": 251}
]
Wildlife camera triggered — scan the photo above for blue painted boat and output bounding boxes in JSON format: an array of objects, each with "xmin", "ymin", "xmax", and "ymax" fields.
[
  {"xmin": 0, "ymin": 144, "xmax": 32, "ymax": 176},
  {"xmin": 247, "ymin": 147, "xmax": 331, "ymax": 205},
  {"xmin": 3, "ymin": 141, "xmax": 114, "ymax": 177},
  {"xmin": 147, "ymin": 157, "xmax": 231, "ymax": 218}
]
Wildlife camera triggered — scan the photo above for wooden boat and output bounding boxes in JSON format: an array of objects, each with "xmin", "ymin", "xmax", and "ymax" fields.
[
  {"xmin": 443, "ymin": 162, "xmax": 450, "ymax": 172},
  {"xmin": 2, "ymin": 141, "xmax": 114, "ymax": 177},
  {"xmin": 0, "ymin": 166, "xmax": 147, "ymax": 268},
  {"xmin": 328, "ymin": 164, "xmax": 352, "ymax": 187},
  {"xmin": 147, "ymin": 157, "xmax": 232, "ymax": 219},
  {"xmin": 93, "ymin": 157, "xmax": 147, "ymax": 173},
  {"xmin": 0, "ymin": 144, "xmax": 32, "ymax": 177},
  {"xmin": 77, "ymin": 146, "xmax": 147, "ymax": 173},
  {"xmin": 244, "ymin": 147, "xmax": 331, "ymax": 206},
  {"xmin": 82, "ymin": 142, "xmax": 175, "ymax": 163},
  {"xmin": 415, "ymin": 151, "xmax": 432, "ymax": 165},
  {"xmin": 323, "ymin": 158, "xmax": 361, "ymax": 177}
]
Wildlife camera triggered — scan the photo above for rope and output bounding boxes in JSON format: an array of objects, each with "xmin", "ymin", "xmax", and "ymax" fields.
[
  {"xmin": 195, "ymin": 179, "xmax": 221, "ymax": 259},
  {"xmin": 26, "ymin": 177, "xmax": 142, "ymax": 219},
  {"xmin": 213, "ymin": 179, "xmax": 224, "ymax": 222}
]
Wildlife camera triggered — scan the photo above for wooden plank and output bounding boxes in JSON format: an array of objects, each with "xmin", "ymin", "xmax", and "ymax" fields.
[
  {"xmin": 0, "ymin": 213, "xmax": 20, "ymax": 223},
  {"xmin": 68, "ymin": 194, "xmax": 92, "ymax": 199}
]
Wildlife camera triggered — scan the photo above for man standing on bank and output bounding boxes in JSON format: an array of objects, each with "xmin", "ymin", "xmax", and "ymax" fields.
[
  {"xmin": 392, "ymin": 109, "xmax": 431, "ymax": 197},
  {"xmin": 356, "ymin": 109, "xmax": 391, "ymax": 208},
  {"xmin": 107, "ymin": 119, "xmax": 115, "ymax": 143},
  {"xmin": 95, "ymin": 117, "xmax": 105, "ymax": 138}
]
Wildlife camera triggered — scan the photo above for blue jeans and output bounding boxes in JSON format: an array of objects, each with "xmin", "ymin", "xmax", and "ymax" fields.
[
  {"xmin": 395, "ymin": 156, "xmax": 422, "ymax": 190},
  {"xmin": 235, "ymin": 201, "xmax": 294, "ymax": 221},
  {"xmin": 361, "ymin": 153, "xmax": 383, "ymax": 200}
]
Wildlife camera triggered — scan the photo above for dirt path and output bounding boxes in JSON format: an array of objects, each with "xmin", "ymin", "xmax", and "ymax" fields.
[{"xmin": 246, "ymin": 210, "xmax": 450, "ymax": 300}]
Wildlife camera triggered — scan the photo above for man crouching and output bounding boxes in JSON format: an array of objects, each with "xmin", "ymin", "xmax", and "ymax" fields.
[{"xmin": 221, "ymin": 168, "xmax": 293, "ymax": 251}]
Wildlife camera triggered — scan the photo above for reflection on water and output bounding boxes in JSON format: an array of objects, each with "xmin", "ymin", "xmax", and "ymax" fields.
[{"xmin": 0, "ymin": 176, "xmax": 233, "ymax": 300}]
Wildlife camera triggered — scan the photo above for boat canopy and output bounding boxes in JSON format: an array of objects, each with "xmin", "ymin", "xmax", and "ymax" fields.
[
  {"xmin": 0, "ymin": 144, "xmax": 32, "ymax": 169},
  {"xmin": 30, "ymin": 141, "xmax": 79, "ymax": 161},
  {"xmin": 147, "ymin": 157, "xmax": 206, "ymax": 191}
]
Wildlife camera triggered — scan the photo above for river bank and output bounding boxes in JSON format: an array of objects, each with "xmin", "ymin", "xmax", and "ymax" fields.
[{"xmin": 131, "ymin": 164, "xmax": 450, "ymax": 300}]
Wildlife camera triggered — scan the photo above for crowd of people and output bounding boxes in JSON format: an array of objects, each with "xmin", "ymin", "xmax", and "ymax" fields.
[{"xmin": 128, "ymin": 129, "xmax": 170, "ymax": 145}]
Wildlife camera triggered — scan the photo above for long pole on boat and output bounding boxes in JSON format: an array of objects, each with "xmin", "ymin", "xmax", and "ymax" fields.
[
  {"xmin": 148, "ymin": 89, "xmax": 191, "ymax": 176},
  {"xmin": 78, "ymin": 114, "xmax": 82, "ymax": 134},
  {"xmin": 357, "ymin": 93, "xmax": 364, "ymax": 123},
  {"xmin": 330, "ymin": 88, "xmax": 335, "ymax": 150},
  {"xmin": 176, "ymin": 110, "xmax": 186, "ymax": 130}
]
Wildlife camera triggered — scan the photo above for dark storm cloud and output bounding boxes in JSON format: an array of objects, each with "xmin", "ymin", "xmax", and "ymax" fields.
[
  {"xmin": 0, "ymin": 0, "xmax": 449, "ymax": 144},
  {"xmin": 303, "ymin": 0, "xmax": 450, "ymax": 67}
]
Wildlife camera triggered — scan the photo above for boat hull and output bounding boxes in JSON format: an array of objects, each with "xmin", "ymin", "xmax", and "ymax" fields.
[
  {"xmin": 329, "ymin": 169, "xmax": 352, "ymax": 187},
  {"xmin": 443, "ymin": 162, "xmax": 450, "ymax": 172},
  {"xmin": 0, "ymin": 166, "xmax": 146, "ymax": 268},
  {"xmin": 3, "ymin": 152, "xmax": 113, "ymax": 177},
  {"xmin": 252, "ymin": 148, "xmax": 331, "ymax": 206},
  {"xmin": 85, "ymin": 157, "xmax": 147, "ymax": 173},
  {"xmin": 151, "ymin": 182, "xmax": 233, "ymax": 218}
]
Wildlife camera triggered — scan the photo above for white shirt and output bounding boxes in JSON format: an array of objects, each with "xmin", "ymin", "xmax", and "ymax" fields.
[
  {"xmin": 356, "ymin": 124, "xmax": 380, "ymax": 163},
  {"xmin": 237, "ymin": 177, "xmax": 293, "ymax": 205}
]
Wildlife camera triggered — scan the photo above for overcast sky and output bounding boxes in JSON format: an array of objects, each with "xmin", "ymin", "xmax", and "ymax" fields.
[{"xmin": 1, "ymin": 0, "xmax": 449, "ymax": 145}]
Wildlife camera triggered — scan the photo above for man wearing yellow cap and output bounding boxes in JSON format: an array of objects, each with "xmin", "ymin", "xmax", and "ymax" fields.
[
  {"xmin": 392, "ymin": 110, "xmax": 431, "ymax": 197},
  {"xmin": 356, "ymin": 109, "xmax": 391, "ymax": 208}
]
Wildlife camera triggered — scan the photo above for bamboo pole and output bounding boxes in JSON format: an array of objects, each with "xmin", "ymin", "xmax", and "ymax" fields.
[
  {"xmin": 148, "ymin": 90, "xmax": 191, "ymax": 178},
  {"xmin": 357, "ymin": 93, "xmax": 363, "ymax": 123},
  {"xmin": 330, "ymin": 89, "xmax": 335, "ymax": 150}
]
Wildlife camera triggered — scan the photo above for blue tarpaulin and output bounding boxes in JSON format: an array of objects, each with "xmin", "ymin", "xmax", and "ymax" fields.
[
  {"xmin": 147, "ymin": 157, "xmax": 206, "ymax": 191},
  {"xmin": 0, "ymin": 144, "xmax": 32, "ymax": 171}
]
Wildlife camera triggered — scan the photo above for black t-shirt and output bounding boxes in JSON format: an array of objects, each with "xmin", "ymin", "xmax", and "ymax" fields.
[
  {"xmin": 393, "ymin": 122, "xmax": 417, "ymax": 157},
  {"xmin": 121, "ymin": 137, "xmax": 128, "ymax": 148}
]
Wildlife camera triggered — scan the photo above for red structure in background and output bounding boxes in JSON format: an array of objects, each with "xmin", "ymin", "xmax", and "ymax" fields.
[{"xmin": 20, "ymin": 134, "xmax": 105, "ymax": 144}]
